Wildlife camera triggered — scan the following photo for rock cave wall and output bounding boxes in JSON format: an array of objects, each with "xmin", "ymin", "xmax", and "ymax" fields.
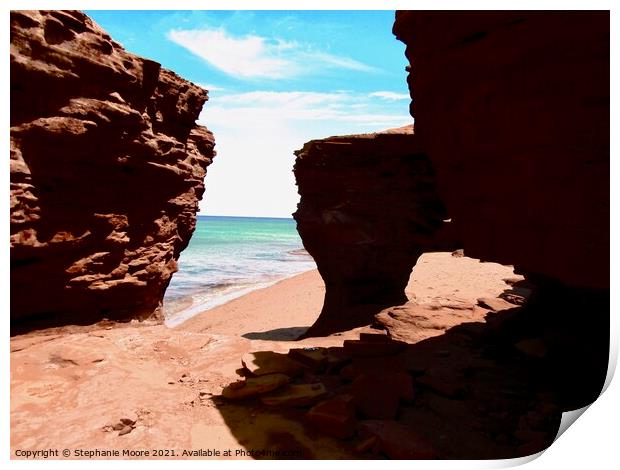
[
  {"xmin": 392, "ymin": 12, "xmax": 610, "ymax": 402},
  {"xmin": 393, "ymin": 11, "xmax": 610, "ymax": 290},
  {"xmin": 10, "ymin": 10, "xmax": 216, "ymax": 332}
]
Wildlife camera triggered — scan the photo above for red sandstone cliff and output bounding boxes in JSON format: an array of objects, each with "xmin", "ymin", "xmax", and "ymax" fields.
[
  {"xmin": 393, "ymin": 11, "xmax": 609, "ymax": 290},
  {"xmin": 10, "ymin": 10, "xmax": 216, "ymax": 331},
  {"xmin": 293, "ymin": 126, "xmax": 455, "ymax": 337}
]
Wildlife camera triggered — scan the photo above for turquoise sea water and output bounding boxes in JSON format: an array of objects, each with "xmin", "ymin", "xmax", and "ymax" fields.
[{"xmin": 163, "ymin": 215, "xmax": 316, "ymax": 326}]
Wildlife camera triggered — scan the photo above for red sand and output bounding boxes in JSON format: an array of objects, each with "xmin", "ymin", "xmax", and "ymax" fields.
[{"xmin": 10, "ymin": 252, "xmax": 519, "ymax": 459}]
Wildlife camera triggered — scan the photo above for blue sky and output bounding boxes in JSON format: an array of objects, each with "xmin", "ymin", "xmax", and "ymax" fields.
[{"xmin": 87, "ymin": 10, "xmax": 412, "ymax": 217}]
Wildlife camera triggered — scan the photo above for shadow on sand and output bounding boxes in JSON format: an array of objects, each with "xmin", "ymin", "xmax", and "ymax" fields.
[
  {"xmin": 242, "ymin": 327, "xmax": 311, "ymax": 341},
  {"xmin": 212, "ymin": 285, "xmax": 609, "ymax": 459}
]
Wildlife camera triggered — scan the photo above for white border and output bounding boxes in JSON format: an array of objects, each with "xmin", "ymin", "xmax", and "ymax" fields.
[{"xmin": 2, "ymin": 2, "xmax": 617, "ymax": 469}]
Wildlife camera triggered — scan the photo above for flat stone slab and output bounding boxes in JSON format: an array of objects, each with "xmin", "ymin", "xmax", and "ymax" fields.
[
  {"xmin": 288, "ymin": 347, "xmax": 329, "ymax": 370},
  {"xmin": 242, "ymin": 351, "xmax": 304, "ymax": 377},
  {"xmin": 339, "ymin": 353, "xmax": 409, "ymax": 381},
  {"xmin": 477, "ymin": 297, "xmax": 515, "ymax": 312},
  {"xmin": 221, "ymin": 373, "xmax": 289, "ymax": 400},
  {"xmin": 306, "ymin": 394, "xmax": 356, "ymax": 439},
  {"xmin": 358, "ymin": 420, "xmax": 437, "ymax": 459},
  {"xmin": 351, "ymin": 372, "xmax": 413, "ymax": 419},
  {"xmin": 375, "ymin": 302, "xmax": 483, "ymax": 344},
  {"xmin": 260, "ymin": 383, "xmax": 327, "ymax": 407},
  {"xmin": 343, "ymin": 339, "xmax": 405, "ymax": 357},
  {"xmin": 288, "ymin": 347, "xmax": 351, "ymax": 372}
]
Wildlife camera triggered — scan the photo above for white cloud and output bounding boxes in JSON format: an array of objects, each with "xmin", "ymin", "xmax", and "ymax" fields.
[
  {"xmin": 197, "ymin": 83, "xmax": 225, "ymax": 91},
  {"xmin": 202, "ymin": 90, "xmax": 411, "ymax": 126},
  {"xmin": 196, "ymin": 90, "xmax": 412, "ymax": 218},
  {"xmin": 369, "ymin": 91, "xmax": 410, "ymax": 101},
  {"xmin": 168, "ymin": 27, "xmax": 375, "ymax": 80}
]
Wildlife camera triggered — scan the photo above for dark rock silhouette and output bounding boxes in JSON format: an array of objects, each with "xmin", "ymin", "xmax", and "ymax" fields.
[
  {"xmin": 10, "ymin": 11, "xmax": 215, "ymax": 332},
  {"xmin": 392, "ymin": 10, "xmax": 610, "ymax": 408},
  {"xmin": 293, "ymin": 125, "xmax": 456, "ymax": 337},
  {"xmin": 295, "ymin": 12, "xmax": 609, "ymax": 361},
  {"xmin": 393, "ymin": 11, "xmax": 609, "ymax": 289}
]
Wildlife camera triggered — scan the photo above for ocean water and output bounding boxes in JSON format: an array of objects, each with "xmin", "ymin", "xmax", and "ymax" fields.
[{"xmin": 163, "ymin": 215, "xmax": 316, "ymax": 327}]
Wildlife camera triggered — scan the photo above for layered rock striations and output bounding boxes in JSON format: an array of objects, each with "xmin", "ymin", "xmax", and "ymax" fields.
[
  {"xmin": 393, "ymin": 11, "xmax": 610, "ymax": 290},
  {"xmin": 10, "ymin": 10, "xmax": 215, "ymax": 331},
  {"xmin": 294, "ymin": 126, "xmax": 455, "ymax": 337}
]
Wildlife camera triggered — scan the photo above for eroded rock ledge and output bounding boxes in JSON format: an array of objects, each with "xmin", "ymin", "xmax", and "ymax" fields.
[
  {"xmin": 10, "ymin": 10, "xmax": 216, "ymax": 332},
  {"xmin": 293, "ymin": 126, "xmax": 455, "ymax": 337}
]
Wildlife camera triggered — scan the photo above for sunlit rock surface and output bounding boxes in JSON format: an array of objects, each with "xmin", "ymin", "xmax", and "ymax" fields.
[{"xmin": 10, "ymin": 10, "xmax": 216, "ymax": 331}]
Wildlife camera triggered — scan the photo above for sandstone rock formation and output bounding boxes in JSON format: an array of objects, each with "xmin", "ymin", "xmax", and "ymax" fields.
[
  {"xmin": 293, "ymin": 125, "xmax": 455, "ymax": 337},
  {"xmin": 10, "ymin": 10, "xmax": 215, "ymax": 332},
  {"xmin": 294, "ymin": 12, "xmax": 608, "ymax": 409},
  {"xmin": 393, "ymin": 11, "xmax": 609, "ymax": 290},
  {"xmin": 391, "ymin": 11, "xmax": 610, "ymax": 406}
]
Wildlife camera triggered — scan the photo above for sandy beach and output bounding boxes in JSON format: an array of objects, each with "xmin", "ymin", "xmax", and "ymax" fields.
[
  {"xmin": 10, "ymin": 252, "xmax": 520, "ymax": 459},
  {"xmin": 178, "ymin": 252, "xmax": 517, "ymax": 338}
]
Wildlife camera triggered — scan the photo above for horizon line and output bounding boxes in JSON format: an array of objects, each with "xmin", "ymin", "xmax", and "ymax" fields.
[{"xmin": 198, "ymin": 213, "xmax": 295, "ymax": 220}]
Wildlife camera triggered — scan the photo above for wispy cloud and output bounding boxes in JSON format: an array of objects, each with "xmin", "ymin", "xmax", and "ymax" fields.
[
  {"xmin": 369, "ymin": 91, "xmax": 410, "ymax": 101},
  {"xmin": 167, "ymin": 27, "xmax": 376, "ymax": 80},
  {"xmin": 197, "ymin": 90, "xmax": 412, "ymax": 217},
  {"xmin": 200, "ymin": 90, "xmax": 411, "ymax": 130},
  {"xmin": 197, "ymin": 83, "xmax": 225, "ymax": 91}
]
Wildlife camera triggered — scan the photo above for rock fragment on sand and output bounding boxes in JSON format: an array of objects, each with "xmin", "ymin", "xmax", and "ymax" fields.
[
  {"xmin": 260, "ymin": 383, "xmax": 327, "ymax": 407},
  {"xmin": 106, "ymin": 416, "xmax": 137, "ymax": 436},
  {"xmin": 288, "ymin": 347, "xmax": 329, "ymax": 371},
  {"xmin": 242, "ymin": 351, "xmax": 304, "ymax": 377},
  {"xmin": 179, "ymin": 372, "xmax": 194, "ymax": 383},
  {"xmin": 340, "ymin": 354, "xmax": 409, "ymax": 381},
  {"xmin": 358, "ymin": 420, "xmax": 437, "ymax": 459},
  {"xmin": 427, "ymin": 297, "xmax": 474, "ymax": 311},
  {"xmin": 500, "ymin": 292, "xmax": 528, "ymax": 305},
  {"xmin": 351, "ymin": 373, "xmax": 413, "ymax": 419},
  {"xmin": 288, "ymin": 347, "xmax": 351, "ymax": 373},
  {"xmin": 221, "ymin": 373, "xmax": 289, "ymax": 400},
  {"xmin": 325, "ymin": 347, "xmax": 352, "ymax": 371},
  {"xmin": 307, "ymin": 394, "xmax": 357, "ymax": 439},
  {"xmin": 477, "ymin": 297, "xmax": 514, "ymax": 312},
  {"xmin": 375, "ymin": 302, "xmax": 478, "ymax": 343},
  {"xmin": 358, "ymin": 332, "xmax": 390, "ymax": 341}
]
